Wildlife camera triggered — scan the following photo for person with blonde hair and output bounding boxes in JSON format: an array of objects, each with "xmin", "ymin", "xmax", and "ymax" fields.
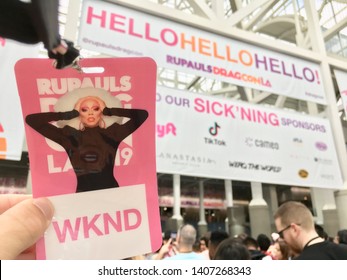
[
  {"xmin": 26, "ymin": 87, "xmax": 148, "ymax": 193},
  {"xmin": 274, "ymin": 201, "xmax": 347, "ymax": 260}
]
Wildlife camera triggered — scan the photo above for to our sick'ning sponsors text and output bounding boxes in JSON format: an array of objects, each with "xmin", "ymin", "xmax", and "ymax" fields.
[
  {"xmin": 157, "ymin": 92, "xmax": 327, "ymax": 132},
  {"xmin": 35, "ymin": 76, "xmax": 135, "ymax": 174}
]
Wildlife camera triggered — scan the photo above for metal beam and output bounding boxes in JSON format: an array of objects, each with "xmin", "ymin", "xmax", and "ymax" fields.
[
  {"xmin": 250, "ymin": 92, "xmax": 272, "ymax": 104},
  {"xmin": 323, "ymin": 16, "xmax": 347, "ymax": 42},
  {"xmin": 185, "ymin": 0, "xmax": 217, "ymax": 20},
  {"xmin": 226, "ymin": 0, "xmax": 277, "ymax": 28},
  {"xmin": 243, "ymin": 0, "xmax": 279, "ymax": 31},
  {"xmin": 274, "ymin": 95, "xmax": 286, "ymax": 108}
]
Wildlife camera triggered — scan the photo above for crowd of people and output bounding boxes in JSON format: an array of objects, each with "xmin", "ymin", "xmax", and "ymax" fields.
[
  {"xmin": 145, "ymin": 228, "xmax": 293, "ymax": 260},
  {"xmin": 140, "ymin": 201, "xmax": 347, "ymax": 261}
]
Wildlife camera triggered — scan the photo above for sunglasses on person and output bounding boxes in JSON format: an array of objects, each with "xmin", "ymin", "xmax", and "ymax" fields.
[
  {"xmin": 277, "ymin": 223, "xmax": 301, "ymax": 238},
  {"xmin": 277, "ymin": 225, "xmax": 291, "ymax": 238}
]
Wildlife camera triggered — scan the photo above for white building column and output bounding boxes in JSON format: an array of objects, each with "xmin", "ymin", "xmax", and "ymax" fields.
[
  {"xmin": 311, "ymin": 188, "xmax": 339, "ymax": 236},
  {"xmin": 224, "ymin": 179, "xmax": 233, "ymax": 234},
  {"xmin": 197, "ymin": 180, "xmax": 207, "ymax": 237},
  {"xmin": 306, "ymin": 75, "xmax": 339, "ymax": 236},
  {"xmin": 64, "ymin": 0, "xmax": 83, "ymax": 41},
  {"xmin": 304, "ymin": 0, "xmax": 347, "ymax": 231},
  {"xmin": 335, "ymin": 190, "xmax": 347, "ymax": 229},
  {"xmin": 262, "ymin": 185, "xmax": 279, "ymax": 233},
  {"xmin": 167, "ymin": 174, "xmax": 183, "ymax": 231},
  {"xmin": 224, "ymin": 180, "xmax": 245, "ymax": 236},
  {"xmin": 249, "ymin": 181, "xmax": 271, "ymax": 237}
]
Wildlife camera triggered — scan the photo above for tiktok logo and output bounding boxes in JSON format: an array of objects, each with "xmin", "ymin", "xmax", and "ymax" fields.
[
  {"xmin": 209, "ymin": 122, "xmax": 220, "ymax": 136},
  {"xmin": 205, "ymin": 122, "xmax": 226, "ymax": 146}
]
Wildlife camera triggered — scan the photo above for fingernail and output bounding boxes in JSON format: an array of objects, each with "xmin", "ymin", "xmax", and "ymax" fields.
[{"xmin": 33, "ymin": 197, "xmax": 54, "ymax": 220}]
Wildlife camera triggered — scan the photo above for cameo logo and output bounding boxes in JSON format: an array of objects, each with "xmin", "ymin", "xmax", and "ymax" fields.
[
  {"xmin": 157, "ymin": 123, "xmax": 177, "ymax": 138},
  {"xmin": 315, "ymin": 141, "xmax": 327, "ymax": 151},
  {"xmin": 244, "ymin": 137, "xmax": 279, "ymax": 150},
  {"xmin": 298, "ymin": 169, "xmax": 309, "ymax": 178}
]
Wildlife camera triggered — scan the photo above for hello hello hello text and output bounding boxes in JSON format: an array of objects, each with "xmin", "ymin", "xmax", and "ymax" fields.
[{"xmin": 85, "ymin": 6, "xmax": 321, "ymax": 85}]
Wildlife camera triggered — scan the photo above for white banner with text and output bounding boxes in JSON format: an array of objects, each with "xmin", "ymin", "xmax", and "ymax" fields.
[
  {"xmin": 156, "ymin": 86, "xmax": 342, "ymax": 189},
  {"xmin": 78, "ymin": 0, "xmax": 326, "ymax": 105}
]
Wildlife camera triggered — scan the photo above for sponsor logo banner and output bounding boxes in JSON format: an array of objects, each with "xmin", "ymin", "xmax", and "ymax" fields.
[{"xmin": 156, "ymin": 86, "xmax": 342, "ymax": 189}]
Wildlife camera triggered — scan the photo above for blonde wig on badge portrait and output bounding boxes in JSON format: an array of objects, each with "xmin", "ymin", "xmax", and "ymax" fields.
[{"xmin": 54, "ymin": 87, "xmax": 123, "ymax": 129}]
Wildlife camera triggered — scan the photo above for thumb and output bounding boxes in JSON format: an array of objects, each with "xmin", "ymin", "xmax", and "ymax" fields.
[{"xmin": 0, "ymin": 197, "xmax": 54, "ymax": 260}]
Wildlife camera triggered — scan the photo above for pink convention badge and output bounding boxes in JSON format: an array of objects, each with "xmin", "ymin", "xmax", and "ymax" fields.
[{"xmin": 15, "ymin": 57, "xmax": 161, "ymax": 259}]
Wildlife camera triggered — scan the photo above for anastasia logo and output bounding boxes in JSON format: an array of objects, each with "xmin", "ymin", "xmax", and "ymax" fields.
[{"xmin": 315, "ymin": 141, "xmax": 327, "ymax": 151}]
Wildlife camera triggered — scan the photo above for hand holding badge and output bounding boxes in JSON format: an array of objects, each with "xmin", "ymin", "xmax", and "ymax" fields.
[{"xmin": 15, "ymin": 57, "xmax": 161, "ymax": 259}]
